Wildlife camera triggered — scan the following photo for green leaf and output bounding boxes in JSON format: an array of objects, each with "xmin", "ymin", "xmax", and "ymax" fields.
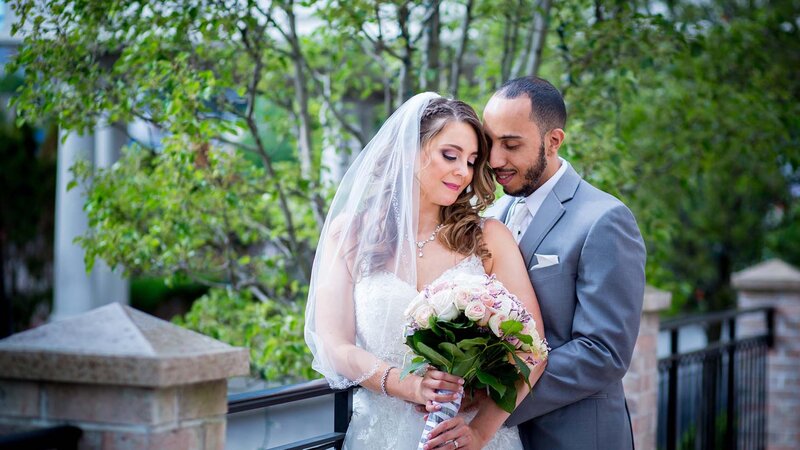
[
  {"xmin": 476, "ymin": 370, "xmax": 506, "ymax": 397},
  {"xmin": 415, "ymin": 342, "xmax": 451, "ymax": 371},
  {"xmin": 457, "ymin": 337, "xmax": 490, "ymax": 350},
  {"xmin": 451, "ymin": 347, "xmax": 482, "ymax": 379},
  {"xmin": 512, "ymin": 353, "xmax": 532, "ymax": 386},
  {"xmin": 493, "ymin": 384, "xmax": 518, "ymax": 413},
  {"xmin": 500, "ymin": 320, "xmax": 523, "ymax": 335},
  {"xmin": 438, "ymin": 342, "xmax": 465, "ymax": 360},
  {"xmin": 400, "ymin": 357, "xmax": 428, "ymax": 380}
]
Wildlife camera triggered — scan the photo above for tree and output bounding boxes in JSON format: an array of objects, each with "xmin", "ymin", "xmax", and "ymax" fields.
[
  {"xmin": 8, "ymin": 0, "xmax": 799, "ymax": 382},
  {"xmin": 551, "ymin": 0, "xmax": 800, "ymax": 312}
]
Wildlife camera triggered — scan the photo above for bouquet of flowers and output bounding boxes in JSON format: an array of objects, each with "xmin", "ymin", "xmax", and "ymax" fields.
[{"xmin": 402, "ymin": 272, "xmax": 548, "ymax": 449}]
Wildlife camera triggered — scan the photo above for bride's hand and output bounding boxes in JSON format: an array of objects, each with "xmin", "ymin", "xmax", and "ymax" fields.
[
  {"xmin": 423, "ymin": 416, "xmax": 487, "ymax": 450},
  {"xmin": 415, "ymin": 369, "xmax": 464, "ymax": 405},
  {"xmin": 417, "ymin": 388, "xmax": 487, "ymax": 414}
]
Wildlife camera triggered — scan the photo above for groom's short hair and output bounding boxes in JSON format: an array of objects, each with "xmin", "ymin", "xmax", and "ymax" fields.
[{"xmin": 495, "ymin": 77, "xmax": 567, "ymax": 135}]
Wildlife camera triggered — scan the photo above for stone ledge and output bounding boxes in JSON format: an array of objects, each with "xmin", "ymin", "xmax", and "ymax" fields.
[
  {"xmin": 643, "ymin": 286, "xmax": 672, "ymax": 313},
  {"xmin": 0, "ymin": 351, "xmax": 249, "ymax": 387},
  {"xmin": 0, "ymin": 303, "xmax": 249, "ymax": 387},
  {"xmin": 732, "ymin": 259, "xmax": 800, "ymax": 292}
]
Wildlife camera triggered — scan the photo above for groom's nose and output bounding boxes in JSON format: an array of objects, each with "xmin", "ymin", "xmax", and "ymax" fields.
[{"xmin": 488, "ymin": 145, "xmax": 505, "ymax": 169}]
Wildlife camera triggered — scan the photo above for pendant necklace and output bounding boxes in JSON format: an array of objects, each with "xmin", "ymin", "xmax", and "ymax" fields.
[{"xmin": 416, "ymin": 224, "xmax": 443, "ymax": 258}]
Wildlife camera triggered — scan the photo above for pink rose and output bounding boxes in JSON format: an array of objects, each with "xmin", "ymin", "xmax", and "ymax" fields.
[
  {"xmin": 477, "ymin": 307, "xmax": 496, "ymax": 327},
  {"xmin": 412, "ymin": 305, "xmax": 435, "ymax": 329},
  {"xmin": 464, "ymin": 300, "xmax": 487, "ymax": 322}
]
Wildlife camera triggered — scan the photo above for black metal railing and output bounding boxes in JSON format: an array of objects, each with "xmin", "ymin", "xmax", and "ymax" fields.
[
  {"xmin": 227, "ymin": 378, "xmax": 353, "ymax": 450},
  {"xmin": 657, "ymin": 307, "xmax": 774, "ymax": 450},
  {"xmin": 0, "ymin": 425, "xmax": 82, "ymax": 450}
]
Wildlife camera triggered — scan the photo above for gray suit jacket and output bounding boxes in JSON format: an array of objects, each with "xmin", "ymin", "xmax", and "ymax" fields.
[{"xmin": 495, "ymin": 164, "xmax": 646, "ymax": 450}]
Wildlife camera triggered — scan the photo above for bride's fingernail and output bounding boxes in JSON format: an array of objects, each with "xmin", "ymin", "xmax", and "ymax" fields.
[{"xmin": 458, "ymin": 379, "xmax": 465, "ymax": 385}]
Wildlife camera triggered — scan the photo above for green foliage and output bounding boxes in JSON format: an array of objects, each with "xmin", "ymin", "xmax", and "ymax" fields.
[
  {"xmin": 553, "ymin": 1, "xmax": 800, "ymax": 313},
  {"xmin": 129, "ymin": 277, "xmax": 208, "ymax": 313},
  {"xmin": 72, "ymin": 140, "xmax": 312, "ymax": 305},
  {"xmin": 174, "ymin": 287, "xmax": 315, "ymax": 383}
]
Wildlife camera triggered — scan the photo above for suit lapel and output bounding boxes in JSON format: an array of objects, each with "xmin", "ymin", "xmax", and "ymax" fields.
[
  {"xmin": 518, "ymin": 164, "xmax": 582, "ymax": 268},
  {"xmin": 519, "ymin": 194, "xmax": 564, "ymax": 268}
]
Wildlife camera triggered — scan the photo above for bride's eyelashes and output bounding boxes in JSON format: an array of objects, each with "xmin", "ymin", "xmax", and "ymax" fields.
[
  {"xmin": 442, "ymin": 151, "xmax": 457, "ymax": 161},
  {"xmin": 441, "ymin": 150, "xmax": 476, "ymax": 167}
]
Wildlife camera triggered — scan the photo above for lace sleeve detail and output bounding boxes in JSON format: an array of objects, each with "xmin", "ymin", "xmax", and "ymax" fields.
[{"xmin": 346, "ymin": 359, "xmax": 382, "ymax": 389}]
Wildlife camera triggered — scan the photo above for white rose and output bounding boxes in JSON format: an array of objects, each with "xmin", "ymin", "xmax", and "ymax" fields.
[
  {"xmin": 403, "ymin": 292, "xmax": 428, "ymax": 317},
  {"xmin": 494, "ymin": 296, "xmax": 514, "ymax": 316},
  {"xmin": 488, "ymin": 313, "xmax": 508, "ymax": 337},
  {"xmin": 464, "ymin": 300, "xmax": 487, "ymax": 322},
  {"xmin": 428, "ymin": 290, "xmax": 459, "ymax": 321},
  {"xmin": 453, "ymin": 287, "xmax": 473, "ymax": 310},
  {"xmin": 413, "ymin": 304, "xmax": 435, "ymax": 329}
]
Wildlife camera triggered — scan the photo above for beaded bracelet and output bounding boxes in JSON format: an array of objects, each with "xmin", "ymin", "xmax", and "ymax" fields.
[{"xmin": 380, "ymin": 365, "xmax": 396, "ymax": 396}]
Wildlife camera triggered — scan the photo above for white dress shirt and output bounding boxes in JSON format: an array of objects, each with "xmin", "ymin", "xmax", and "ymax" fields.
[{"xmin": 506, "ymin": 158, "xmax": 570, "ymax": 241}]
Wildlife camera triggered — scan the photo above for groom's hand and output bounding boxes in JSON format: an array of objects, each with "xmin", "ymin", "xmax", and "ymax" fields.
[{"xmin": 424, "ymin": 416, "xmax": 487, "ymax": 450}]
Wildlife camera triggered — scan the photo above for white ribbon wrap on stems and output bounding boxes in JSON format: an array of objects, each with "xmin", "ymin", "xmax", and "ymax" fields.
[{"xmin": 418, "ymin": 389, "xmax": 462, "ymax": 449}]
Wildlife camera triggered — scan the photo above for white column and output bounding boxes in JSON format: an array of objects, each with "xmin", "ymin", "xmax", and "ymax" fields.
[
  {"xmin": 91, "ymin": 120, "xmax": 129, "ymax": 307},
  {"xmin": 51, "ymin": 130, "xmax": 94, "ymax": 320}
]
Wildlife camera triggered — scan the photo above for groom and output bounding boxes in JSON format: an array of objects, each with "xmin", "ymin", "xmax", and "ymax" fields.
[{"xmin": 483, "ymin": 77, "xmax": 646, "ymax": 449}]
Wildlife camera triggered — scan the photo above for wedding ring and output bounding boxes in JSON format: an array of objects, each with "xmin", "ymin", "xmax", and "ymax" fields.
[{"xmin": 453, "ymin": 439, "xmax": 459, "ymax": 449}]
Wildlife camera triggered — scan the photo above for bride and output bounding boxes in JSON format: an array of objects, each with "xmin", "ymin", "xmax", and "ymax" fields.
[{"xmin": 305, "ymin": 93, "xmax": 546, "ymax": 450}]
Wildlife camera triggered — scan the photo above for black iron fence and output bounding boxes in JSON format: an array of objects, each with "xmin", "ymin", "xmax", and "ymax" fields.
[
  {"xmin": 657, "ymin": 307, "xmax": 774, "ymax": 450},
  {"xmin": 227, "ymin": 378, "xmax": 353, "ymax": 450}
]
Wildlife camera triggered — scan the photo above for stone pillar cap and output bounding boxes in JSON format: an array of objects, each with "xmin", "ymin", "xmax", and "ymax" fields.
[
  {"xmin": 732, "ymin": 259, "xmax": 800, "ymax": 292},
  {"xmin": 0, "ymin": 303, "xmax": 249, "ymax": 387},
  {"xmin": 643, "ymin": 285, "xmax": 672, "ymax": 312}
]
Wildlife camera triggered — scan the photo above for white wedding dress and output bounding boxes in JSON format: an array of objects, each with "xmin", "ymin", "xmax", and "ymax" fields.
[{"xmin": 343, "ymin": 254, "xmax": 523, "ymax": 450}]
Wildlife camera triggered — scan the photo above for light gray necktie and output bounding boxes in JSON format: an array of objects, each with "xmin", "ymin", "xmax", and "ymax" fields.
[{"xmin": 506, "ymin": 198, "xmax": 530, "ymax": 244}]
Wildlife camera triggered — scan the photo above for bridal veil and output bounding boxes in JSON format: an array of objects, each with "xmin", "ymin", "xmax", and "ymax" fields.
[{"xmin": 305, "ymin": 92, "xmax": 440, "ymax": 388}]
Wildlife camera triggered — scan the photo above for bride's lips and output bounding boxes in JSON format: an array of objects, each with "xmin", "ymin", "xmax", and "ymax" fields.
[
  {"xmin": 443, "ymin": 182, "xmax": 461, "ymax": 191},
  {"xmin": 494, "ymin": 170, "xmax": 515, "ymax": 186}
]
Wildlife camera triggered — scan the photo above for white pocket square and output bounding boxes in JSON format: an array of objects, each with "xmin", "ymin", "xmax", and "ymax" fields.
[{"xmin": 531, "ymin": 254, "xmax": 559, "ymax": 270}]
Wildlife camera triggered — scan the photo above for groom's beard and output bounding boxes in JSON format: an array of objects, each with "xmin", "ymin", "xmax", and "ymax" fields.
[{"xmin": 503, "ymin": 141, "xmax": 547, "ymax": 197}]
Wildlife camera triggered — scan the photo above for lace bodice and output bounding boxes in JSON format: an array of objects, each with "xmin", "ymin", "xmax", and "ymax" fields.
[{"xmin": 344, "ymin": 254, "xmax": 522, "ymax": 450}]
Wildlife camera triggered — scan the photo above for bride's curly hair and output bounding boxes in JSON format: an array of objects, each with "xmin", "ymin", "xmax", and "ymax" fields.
[{"xmin": 419, "ymin": 98, "xmax": 495, "ymax": 260}]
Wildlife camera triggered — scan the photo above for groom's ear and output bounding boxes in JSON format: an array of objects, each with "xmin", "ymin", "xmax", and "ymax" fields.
[{"xmin": 546, "ymin": 128, "xmax": 566, "ymax": 156}]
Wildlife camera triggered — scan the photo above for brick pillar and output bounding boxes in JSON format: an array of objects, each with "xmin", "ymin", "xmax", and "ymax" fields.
[
  {"xmin": 732, "ymin": 259, "xmax": 800, "ymax": 450},
  {"xmin": 623, "ymin": 286, "xmax": 671, "ymax": 450},
  {"xmin": 0, "ymin": 303, "xmax": 249, "ymax": 449}
]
